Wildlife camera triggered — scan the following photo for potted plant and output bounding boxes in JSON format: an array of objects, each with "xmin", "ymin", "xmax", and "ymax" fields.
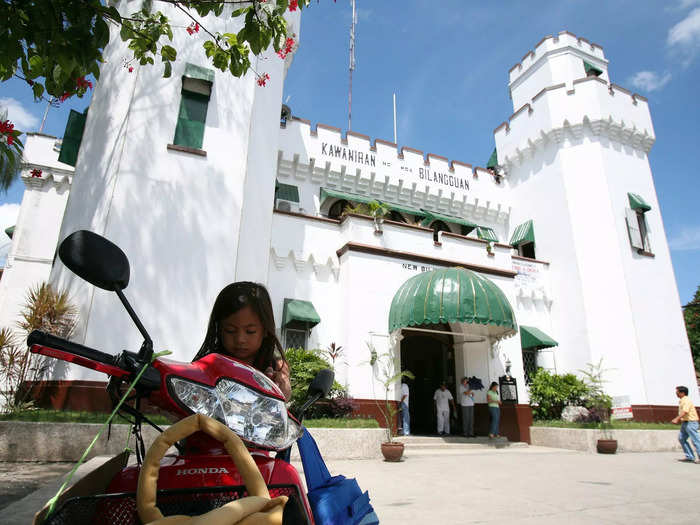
[
  {"xmin": 367, "ymin": 200, "xmax": 389, "ymax": 234},
  {"xmin": 366, "ymin": 342, "xmax": 414, "ymax": 461},
  {"xmin": 580, "ymin": 359, "xmax": 616, "ymax": 454}
]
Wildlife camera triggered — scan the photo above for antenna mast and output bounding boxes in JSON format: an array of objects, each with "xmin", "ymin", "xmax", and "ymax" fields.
[{"xmin": 348, "ymin": 0, "xmax": 356, "ymax": 131}]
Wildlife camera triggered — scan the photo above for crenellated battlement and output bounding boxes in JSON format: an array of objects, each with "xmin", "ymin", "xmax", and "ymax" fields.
[
  {"xmin": 494, "ymin": 74, "xmax": 655, "ymax": 168},
  {"xmin": 281, "ymin": 117, "xmax": 496, "ymax": 180},
  {"xmin": 509, "ymin": 31, "xmax": 606, "ymax": 85}
]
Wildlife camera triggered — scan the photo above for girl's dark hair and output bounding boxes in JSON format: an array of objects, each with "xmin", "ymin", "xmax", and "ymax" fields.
[
  {"xmin": 193, "ymin": 281, "xmax": 285, "ymax": 372},
  {"xmin": 489, "ymin": 381, "xmax": 498, "ymax": 389}
]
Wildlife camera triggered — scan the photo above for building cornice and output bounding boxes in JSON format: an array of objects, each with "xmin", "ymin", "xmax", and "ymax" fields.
[{"xmin": 335, "ymin": 242, "xmax": 518, "ymax": 278}]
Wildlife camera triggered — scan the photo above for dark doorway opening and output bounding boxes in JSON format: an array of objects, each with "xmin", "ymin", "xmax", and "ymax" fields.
[{"xmin": 400, "ymin": 325, "xmax": 455, "ymax": 435}]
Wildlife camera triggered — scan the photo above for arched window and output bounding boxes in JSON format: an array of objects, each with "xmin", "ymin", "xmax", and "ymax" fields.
[
  {"xmin": 388, "ymin": 210, "xmax": 406, "ymax": 223},
  {"xmin": 431, "ymin": 220, "xmax": 450, "ymax": 243},
  {"xmin": 328, "ymin": 199, "xmax": 349, "ymax": 220}
]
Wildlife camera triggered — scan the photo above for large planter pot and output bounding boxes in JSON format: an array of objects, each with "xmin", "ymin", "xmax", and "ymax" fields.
[
  {"xmin": 596, "ymin": 439, "xmax": 618, "ymax": 454},
  {"xmin": 381, "ymin": 441, "xmax": 404, "ymax": 462}
]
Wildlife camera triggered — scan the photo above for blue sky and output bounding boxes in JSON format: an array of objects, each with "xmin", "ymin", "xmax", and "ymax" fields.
[{"xmin": 1, "ymin": 0, "xmax": 699, "ymax": 305}]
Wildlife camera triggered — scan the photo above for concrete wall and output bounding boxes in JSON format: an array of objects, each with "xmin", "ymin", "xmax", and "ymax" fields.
[
  {"xmin": 530, "ymin": 426, "xmax": 684, "ymax": 454},
  {"xmin": 0, "ymin": 422, "xmax": 384, "ymax": 461}
]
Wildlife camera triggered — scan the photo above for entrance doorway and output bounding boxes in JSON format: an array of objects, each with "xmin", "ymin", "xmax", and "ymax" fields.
[{"xmin": 400, "ymin": 325, "xmax": 455, "ymax": 435}]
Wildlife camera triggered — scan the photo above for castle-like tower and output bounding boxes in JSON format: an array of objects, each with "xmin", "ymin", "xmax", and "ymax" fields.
[
  {"xmin": 495, "ymin": 32, "xmax": 694, "ymax": 411},
  {"xmin": 49, "ymin": 1, "xmax": 299, "ymax": 369}
]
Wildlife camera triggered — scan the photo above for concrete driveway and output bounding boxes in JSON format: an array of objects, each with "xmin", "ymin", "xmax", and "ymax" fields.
[{"xmin": 3, "ymin": 446, "xmax": 700, "ymax": 524}]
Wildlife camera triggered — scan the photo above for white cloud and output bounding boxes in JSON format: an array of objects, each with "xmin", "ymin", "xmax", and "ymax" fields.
[
  {"xmin": 676, "ymin": 0, "xmax": 700, "ymax": 10},
  {"xmin": 627, "ymin": 71, "xmax": 672, "ymax": 92},
  {"xmin": 668, "ymin": 226, "xmax": 700, "ymax": 251},
  {"xmin": 0, "ymin": 203, "xmax": 20, "ymax": 232},
  {"xmin": 667, "ymin": 7, "xmax": 700, "ymax": 64},
  {"xmin": 0, "ymin": 97, "xmax": 39, "ymax": 132}
]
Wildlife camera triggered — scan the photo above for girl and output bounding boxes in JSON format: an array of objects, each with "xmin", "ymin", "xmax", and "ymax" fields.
[
  {"xmin": 193, "ymin": 281, "xmax": 291, "ymax": 400},
  {"xmin": 487, "ymin": 381, "xmax": 502, "ymax": 438}
]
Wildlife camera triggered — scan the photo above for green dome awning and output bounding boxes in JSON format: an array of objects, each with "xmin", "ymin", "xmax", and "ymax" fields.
[
  {"xmin": 520, "ymin": 325, "xmax": 558, "ymax": 350},
  {"xmin": 388, "ymin": 267, "xmax": 517, "ymax": 339}
]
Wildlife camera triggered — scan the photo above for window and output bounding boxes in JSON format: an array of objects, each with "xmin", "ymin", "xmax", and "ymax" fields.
[
  {"xmin": 431, "ymin": 220, "xmax": 450, "ymax": 243},
  {"xmin": 625, "ymin": 209, "xmax": 651, "ymax": 253},
  {"xmin": 522, "ymin": 349, "xmax": 538, "ymax": 385},
  {"xmin": 328, "ymin": 199, "xmax": 349, "ymax": 220},
  {"xmin": 173, "ymin": 64, "xmax": 214, "ymax": 150},
  {"xmin": 518, "ymin": 242, "xmax": 536, "ymax": 259},
  {"xmin": 625, "ymin": 193, "xmax": 652, "ymax": 254},
  {"xmin": 284, "ymin": 328, "xmax": 308, "ymax": 350}
]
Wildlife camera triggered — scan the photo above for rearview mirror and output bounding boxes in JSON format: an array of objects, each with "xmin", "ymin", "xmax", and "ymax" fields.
[
  {"xmin": 308, "ymin": 369, "xmax": 335, "ymax": 399},
  {"xmin": 58, "ymin": 230, "xmax": 130, "ymax": 291}
]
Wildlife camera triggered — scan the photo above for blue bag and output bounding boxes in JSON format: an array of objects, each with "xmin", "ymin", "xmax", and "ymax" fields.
[{"xmin": 297, "ymin": 427, "xmax": 379, "ymax": 525}]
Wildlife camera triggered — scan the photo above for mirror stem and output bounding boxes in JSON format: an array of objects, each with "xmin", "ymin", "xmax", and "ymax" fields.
[{"xmin": 114, "ymin": 286, "xmax": 153, "ymax": 362}]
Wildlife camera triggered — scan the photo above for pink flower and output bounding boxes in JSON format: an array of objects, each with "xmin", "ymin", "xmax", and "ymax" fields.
[
  {"xmin": 0, "ymin": 120, "xmax": 14, "ymax": 134},
  {"xmin": 186, "ymin": 22, "xmax": 199, "ymax": 35},
  {"xmin": 289, "ymin": 0, "xmax": 298, "ymax": 11},
  {"xmin": 128, "ymin": 66, "xmax": 134, "ymax": 73},
  {"xmin": 30, "ymin": 169, "xmax": 42, "ymax": 178},
  {"xmin": 257, "ymin": 73, "xmax": 270, "ymax": 87},
  {"xmin": 277, "ymin": 37, "xmax": 296, "ymax": 59}
]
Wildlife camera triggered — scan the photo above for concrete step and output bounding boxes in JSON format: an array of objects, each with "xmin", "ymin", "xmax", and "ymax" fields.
[{"xmin": 393, "ymin": 435, "xmax": 528, "ymax": 451}]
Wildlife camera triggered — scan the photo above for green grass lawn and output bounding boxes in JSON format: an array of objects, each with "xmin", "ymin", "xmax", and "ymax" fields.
[
  {"xmin": 0, "ymin": 409, "xmax": 380, "ymax": 428},
  {"xmin": 533, "ymin": 419, "xmax": 678, "ymax": 430}
]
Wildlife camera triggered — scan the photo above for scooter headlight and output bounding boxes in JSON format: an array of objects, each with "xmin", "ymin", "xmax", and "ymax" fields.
[{"xmin": 168, "ymin": 377, "xmax": 301, "ymax": 450}]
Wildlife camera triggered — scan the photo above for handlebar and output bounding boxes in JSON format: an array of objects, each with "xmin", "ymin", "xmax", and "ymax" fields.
[{"xmin": 28, "ymin": 330, "xmax": 117, "ymax": 366}]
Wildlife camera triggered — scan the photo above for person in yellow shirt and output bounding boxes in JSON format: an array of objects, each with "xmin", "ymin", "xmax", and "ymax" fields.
[{"xmin": 671, "ymin": 385, "xmax": 700, "ymax": 463}]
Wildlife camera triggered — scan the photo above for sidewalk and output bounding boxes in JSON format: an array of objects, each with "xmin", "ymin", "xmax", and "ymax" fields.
[{"xmin": 3, "ymin": 447, "xmax": 700, "ymax": 524}]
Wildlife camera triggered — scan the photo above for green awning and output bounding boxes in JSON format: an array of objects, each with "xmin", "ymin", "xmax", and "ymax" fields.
[
  {"xmin": 320, "ymin": 188, "xmax": 424, "ymax": 217},
  {"xmin": 509, "ymin": 220, "xmax": 535, "ymax": 247},
  {"xmin": 486, "ymin": 148, "xmax": 498, "ymax": 169},
  {"xmin": 420, "ymin": 210, "xmax": 478, "ymax": 230},
  {"xmin": 5, "ymin": 225, "xmax": 14, "ymax": 239},
  {"xmin": 520, "ymin": 325, "xmax": 558, "ymax": 350},
  {"xmin": 282, "ymin": 299, "xmax": 320, "ymax": 328},
  {"xmin": 276, "ymin": 182, "xmax": 299, "ymax": 203},
  {"xmin": 388, "ymin": 267, "xmax": 517, "ymax": 339},
  {"xmin": 477, "ymin": 226, "xmax": 498, "ymax": 242},
  {"xmin": 628, "ymin": 192, "xmax": 651, "ymax": 213},
  {"xmin": 584, "ymin": 61, "xmax": 603, "ymax": 77},
  {"xmin": 184, "ymin": 63, "xmax": 215, "ymax": 83}
]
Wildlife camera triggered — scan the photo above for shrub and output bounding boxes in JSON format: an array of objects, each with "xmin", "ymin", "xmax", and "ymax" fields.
[
  {"xmin": 285, "ymin": 347, "xmax": 351, "ymax": 418},
  {"xmin": 528, "ymin": 368, "xmax": 589, "ymax": 420}
]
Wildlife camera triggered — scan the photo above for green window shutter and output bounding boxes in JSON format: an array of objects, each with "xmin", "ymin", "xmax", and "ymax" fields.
[
  {"xmin": 486, "ymin": 148, "xmax": 498, "ymax": 169},
  {"xmin": 58, "ymin": 109, "xmax": 88, "ymax": 166},
  {"xmin": 173, "ymin": 91, "xmax": 209, "ymax": 150},
  {"xmin": 276, "ymin": 182, "xmax": 300, "ymax": 203}
]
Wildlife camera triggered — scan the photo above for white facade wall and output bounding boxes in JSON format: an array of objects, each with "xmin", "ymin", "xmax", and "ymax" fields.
[
  {"xmin": 497, "ymin": 32, "xmax": 693, "ymax": 405},
  {"xmin": 49, "ymin": 2, "xmax": 300, "ymax": 381},
  {"xmin": 0, "ymin": 134, "xmax": 73, "ymax": 332}
]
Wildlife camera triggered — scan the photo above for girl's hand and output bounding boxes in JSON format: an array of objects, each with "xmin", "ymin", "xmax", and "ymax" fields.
[{"xmin": 265, "ymin": 359, "xmax": 291, "ymax": 401}]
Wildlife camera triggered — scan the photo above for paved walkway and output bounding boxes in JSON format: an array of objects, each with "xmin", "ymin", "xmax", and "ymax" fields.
[{"xmin": 3, "ymin": 447, "xmax": 700, "ymax": 524}]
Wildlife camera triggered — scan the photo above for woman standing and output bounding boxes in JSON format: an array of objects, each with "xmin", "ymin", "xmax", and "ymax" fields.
[{"xmin": 487, "ymin": 381, "xmax": 502, "ymax": 438}]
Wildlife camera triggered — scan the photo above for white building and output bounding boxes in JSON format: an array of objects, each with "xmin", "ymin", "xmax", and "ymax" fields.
[{"xmin": 2, "ymin": 5, "xmax": 695, "ymax": 442}]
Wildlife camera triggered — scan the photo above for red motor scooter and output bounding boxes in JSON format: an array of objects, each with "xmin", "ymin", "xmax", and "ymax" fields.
[{"xmin": 28, "ymin": 230, "xmax": 333, "ymax": 525}]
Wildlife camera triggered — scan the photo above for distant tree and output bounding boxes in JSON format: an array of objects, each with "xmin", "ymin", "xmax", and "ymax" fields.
[{"xmin": 683, "ymin": 285, "xmax": 700, "ymax": 374}]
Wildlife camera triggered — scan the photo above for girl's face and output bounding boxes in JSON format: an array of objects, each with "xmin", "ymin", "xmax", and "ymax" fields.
[{"xmin": 219, "ymin": 305, "xmax": 264, "ymax": 365}]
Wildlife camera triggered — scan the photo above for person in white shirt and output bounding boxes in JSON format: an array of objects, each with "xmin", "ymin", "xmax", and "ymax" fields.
[
  {"xmin": 400, "ymin": 381, "xmax": 410, "ymax": 436},
  {"xmin": 459, "ymin": 376, "xmax": 475, "ymax": 437},
  {"xmin": 433, "ymin": 382, "xmax": 456, "ymax": 435}
]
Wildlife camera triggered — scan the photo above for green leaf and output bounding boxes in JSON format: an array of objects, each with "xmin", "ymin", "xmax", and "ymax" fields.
[
  {"xmin": 163, "ymin": 61, "xmax": 172, "ymax": 78},
  {"xmin": 31, "ymin": 83, "xmax": 44, "ymax": 100},
  {"xmin": 95, "ymin": 19, "xmax": 110, "ymax": 49},
  {"xmin": 52, "ymin": 64, "xmax": 63, "ymax": 84},
  {"xmin": 160, "ymin": 45, "xmax": 176, "ymax": 62}
]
